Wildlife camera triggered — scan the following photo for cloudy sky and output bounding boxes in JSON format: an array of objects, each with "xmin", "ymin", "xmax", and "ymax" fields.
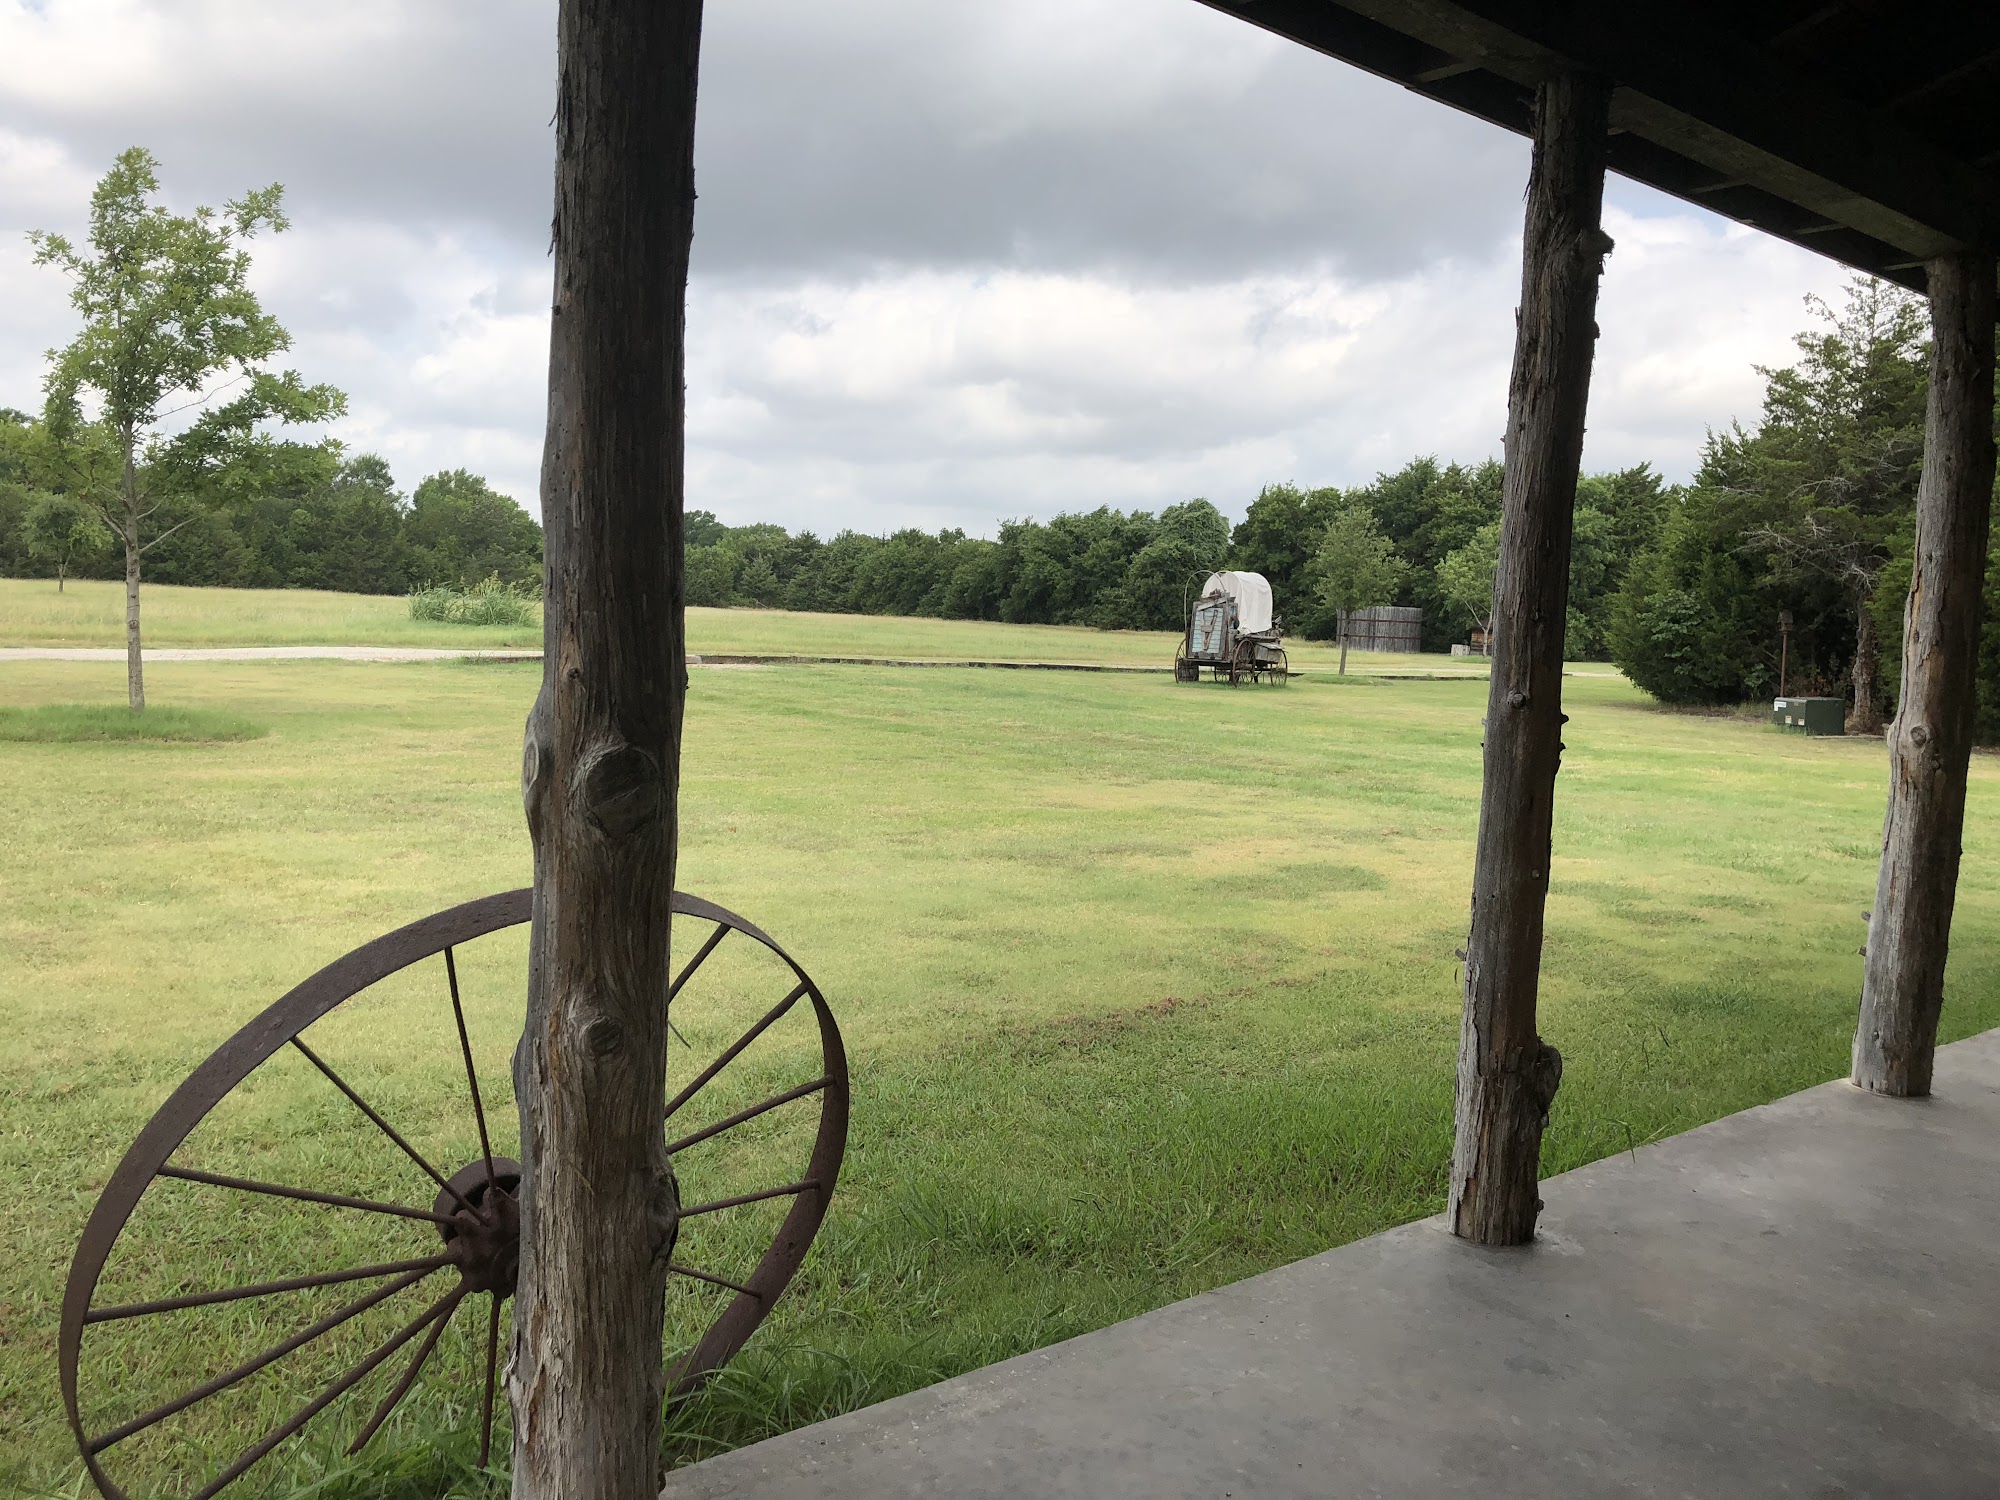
[{"xmin": 0, "ymin": 0, "xmax": 1854, "ymax": 536}]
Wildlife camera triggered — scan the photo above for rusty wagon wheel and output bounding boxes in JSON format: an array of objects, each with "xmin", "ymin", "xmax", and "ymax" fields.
[
  {"xmin": 1228, "ymin": 640, "xmax": 1256, "ymax": 685},
  {"xmin": 60, "ymin": 888, "xmax": 847, "ymax": 1500},
  {"xmin": 1265, "ymin": 647, "xmax": 1290, "ymax": 685}
]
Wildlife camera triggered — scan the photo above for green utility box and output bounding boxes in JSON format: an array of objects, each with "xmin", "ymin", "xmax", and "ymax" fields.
[{"xmin": 1772, "ymin": 697, "xmax": 1845, "ymax": 736}]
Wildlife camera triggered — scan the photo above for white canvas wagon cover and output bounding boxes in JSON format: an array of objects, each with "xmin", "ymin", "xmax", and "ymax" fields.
[{"xmin": 1199, "ymin": 571, "xmax": 1273, "ymax": 634}]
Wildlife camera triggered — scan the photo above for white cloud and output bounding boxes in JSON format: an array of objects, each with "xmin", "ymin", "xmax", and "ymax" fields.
[{"xmin": 1, "ymin": 0, "xmax": 1857, "ymax": 531}]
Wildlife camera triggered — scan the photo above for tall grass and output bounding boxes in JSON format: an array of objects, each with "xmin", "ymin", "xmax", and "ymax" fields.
[{"xmin": 407, "ymin": 576, "xmax": 539, "ymax": 628}]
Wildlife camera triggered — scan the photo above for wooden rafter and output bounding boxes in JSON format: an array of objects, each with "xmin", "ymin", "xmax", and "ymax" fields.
[{"xmin": 1196, "ymin": 0, "xmax": 2000, "ymax": 294}]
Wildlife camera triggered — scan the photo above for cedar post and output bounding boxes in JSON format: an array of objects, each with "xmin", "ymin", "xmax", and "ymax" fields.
[
  {"xmin": 1851, "ymin": 253, "xmax": 1997, "ymax": 1097},
  {"xmin": 509, "ymin": 0, "xmax": 702, "ymax": 1494},
  {"xmin": 1448, "ymin": 71, "xmax": 1612, "ymax": 1246}
]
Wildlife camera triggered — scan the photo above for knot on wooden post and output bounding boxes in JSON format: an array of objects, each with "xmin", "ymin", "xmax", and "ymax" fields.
[
  {"xmin": 650, "ymin": 1168, "xmax": 682, "ymax": 1269},
  {"xmin": 1530, "ymin": 1039, "xmax": 1563, "ymax": 1117},
  {"xmin": 584, "ymin": 1015, "xmax": 626, "ymax": 1058},
  {"xmin": 574, "ymin": 740, "xmax": 664, "ymax": 839},
  {"xmin": 521, "ymin": 685, "xmax": 555, "ymax": 838}
]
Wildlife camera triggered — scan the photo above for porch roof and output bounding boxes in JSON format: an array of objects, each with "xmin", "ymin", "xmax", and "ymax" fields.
[{"xmin": 1196, "ymin": 1, "xmax": 2000, "ymax": 292}]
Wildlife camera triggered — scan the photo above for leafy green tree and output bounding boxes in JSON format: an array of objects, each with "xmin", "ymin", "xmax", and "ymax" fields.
[
  {"xmin": 685, "ymin": 509, "xmax": 729, "ymax": 548},
  {"xmin": 1344, "ymin": 457, "xmax": 1505, "ymax": 648},
  {"xmin": 1608, "ymin": 441, "xmax": 1849, "ymax": 704},
  {"xmin": 404, "ymin": 469, "xmax": 542, "ymax": 587},
  {"xmin": 686, "ymin": 543, "xmax": 739, "ymax": 607},
  {"xmin": 284, "ymin": 455, "xmax": 410, "ymax": 593},
  {"xmin": 1229, "ymin": 482, "xmax": 1345, "ymax": 635},
  {"xmin": 1740, "ymin": 280, "xmax": 1927, "ymax": 730},
  {"xmin": 1436, "ymin": 520, "xmax": 1500, "ymax": 653},
  {"xmin": 23, "ymin": 490, "xmax": 111, "ymax": 590},
  {"xmin": 1309, "ymin": 503, "xmax": 1409, "ymax": 674},
  {"xmin": 1609, "ymin": 280, "xmax": 1926, "ymax": 717},
  {"xmin": 1113, "ymin": 498, "xmax": 1230, "ymax": 630},
  {"xmin": 30, "ymin": 148, "xmax": 344, "ymax": 708}
]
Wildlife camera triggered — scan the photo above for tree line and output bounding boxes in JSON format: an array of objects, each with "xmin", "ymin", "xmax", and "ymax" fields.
[
  {"xmin": 0, "ymin": 421, "xmax": 542, "ymax": 596},
  {"xmin": 10, "ymin": 153, "xmax": 1992, "ymax": 734},
  {"xmin": 1606, "ymin": 279, "xmax": 2000, "ymax": 741},
  {"xmin": 680, "ymin": 458, "xmax": 1668, "ymax": 655}
]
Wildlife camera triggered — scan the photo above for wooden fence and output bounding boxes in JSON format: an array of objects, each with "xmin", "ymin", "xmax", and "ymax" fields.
[{"xmin": 1341, "ymin": 606, "xmax": 1424, "ymax": 653}]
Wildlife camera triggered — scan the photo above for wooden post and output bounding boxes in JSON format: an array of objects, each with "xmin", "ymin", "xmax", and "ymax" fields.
[
  {"xmin": 509, "ymin": 0, "xmax": 701, "ymax": 1494},
  {"xmin": 1851, "ymin": 252, "xmax": 1997, "ymax": 1098},
  {"xmin": 1448, "ymin": 71, "xmax": 1612, "ymax": 1247}
]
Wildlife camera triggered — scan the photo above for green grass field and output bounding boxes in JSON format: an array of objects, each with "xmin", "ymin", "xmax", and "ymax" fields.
[
  {"xmin": 3, "ymin": 619, "xmax": 1994, "ymax": 1497},
  {"xmin": 0, "ymin": 577, "xmax": 1484, "ymax": 678}
]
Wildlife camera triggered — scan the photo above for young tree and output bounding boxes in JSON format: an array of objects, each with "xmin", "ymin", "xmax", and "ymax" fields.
[
  {"xmin": 1310, "ymin": 503, "xmax": 1408, "ymax": 674},
  {"xmin": 23, "ymin": 490, "xmax": 111, "ymax": 590},
  {"xmin": 1437, "ymin": 520, "xmax": 1502, "ymax": 654},
  {"xmin": 30, "ymin": 148, "xmax": 343, "ymax": 710}
]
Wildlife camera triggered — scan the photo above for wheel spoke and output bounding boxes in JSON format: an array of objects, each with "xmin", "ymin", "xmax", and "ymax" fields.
[
  {"xmin": 87, "ymin": 1254, "xmax": 453, "ymax": 1323},
  {"xmin": 190, "ymin": 1284, "xmax": 462, "ymax": 1500},
  {"xmin": 669, "ymin": 921, "xmax": 730, "ymax": 1001},
  {"xmin": 290, "ymin": 1036, "xmax": 476, "ymax": 1214},
  {"xmin": 346, "ymin": 1287, "xmax": 464, "ymax": 1455},
  {"xmin": 669, "ymin": 1263, "xmax": 761, "ymax": 1298},
  {"xmin": 664, "ymin": 981, "xmax": 809, "ymax": 1121},
  {"xmin": 87, "ymin": 1262, "xmax": 444, "ymax": 1454},
  {"xmin": 666, "ymin": 1076, "xmax": 830, "ymax": 1156},
  {"xmin": 677, "ymin": 1180, "xmax": 818, "ymax": 1219},
  {"xmin": 444, "ymin": 947, "xmax": 498, "ymax": 1197},
  {"xmin": 478, "ymin": 1291, "xmax": 502, "ymax": 1467},
  {"xmin": 157, "ymin": 1164, "xmax": 456, "ymax": 1227}
]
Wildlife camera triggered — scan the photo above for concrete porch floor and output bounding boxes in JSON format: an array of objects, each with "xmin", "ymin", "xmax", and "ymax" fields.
[{"xmin": 663, "ymin": 1029, "xmax": 2000, "ymax": 1499}]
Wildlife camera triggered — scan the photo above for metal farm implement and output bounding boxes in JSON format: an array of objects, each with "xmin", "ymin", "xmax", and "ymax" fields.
[{"xmin": 60, "ymin": 890, "xmax": 847, "ymax": 1499}]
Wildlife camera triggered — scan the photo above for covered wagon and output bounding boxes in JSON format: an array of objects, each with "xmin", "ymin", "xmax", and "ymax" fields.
[{"xmin": 1175, "ymin": 570, "xmax": 1290, "ymax": 685}]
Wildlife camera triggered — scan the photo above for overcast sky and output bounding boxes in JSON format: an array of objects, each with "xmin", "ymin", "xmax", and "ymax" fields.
[{"xmin": 0, "ymin": 0, "xmax": 1854, "ymax": 536}]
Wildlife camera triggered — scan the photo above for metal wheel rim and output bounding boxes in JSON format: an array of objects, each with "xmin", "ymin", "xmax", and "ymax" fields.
[{"xmin": 60, "ymin": 889, "xmax": 847, "ymax": 1500}]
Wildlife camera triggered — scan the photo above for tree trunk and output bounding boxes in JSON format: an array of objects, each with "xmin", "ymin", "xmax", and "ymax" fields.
[
  {"xmin": 57, "ymin": 564, "xmax": 65, "ymax": 593},
  {"xmin": 1851, "ymin": 251, "xmax": 1996, "ymax": 1098},
  {"xmin": 1338, "ymin": 609, "xmax": 1350, "ymax": 675},
  {"xmin": 121, "ymin": 438, "xmax": 144, "ymax": 713},
  {"xmin": 1849, "ymin": 593, "xmax": 1883, "ymax": 734},
  {"xmin": 1449, "ymin": 71, "xmax": 1612, "ymax": 1247},
  {"xmin": 508, "ymin": 1, "xmax": 701, "ymax": 1495}
]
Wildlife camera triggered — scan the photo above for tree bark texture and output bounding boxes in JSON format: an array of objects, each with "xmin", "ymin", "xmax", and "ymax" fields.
[
  {"xmin": 1851, "ymin": 252, "xmax": 1996, "ymax": 1098},
  {"xmin": 1448, "ymin": 71, "xmax": 1612, "ymax": 1247},
  {"xmin": 121, "ymin": 440, "xmax": 143, "ymax": 712},
  {"xmin": 509, "ymin": 1, "xmax": 701, "ymax": 1494}
]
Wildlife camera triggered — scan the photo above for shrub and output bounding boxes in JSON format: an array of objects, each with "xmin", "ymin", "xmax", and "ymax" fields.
[{"xmin": 408, "ymin": 573, "xmax": 538, "ymax": 627}]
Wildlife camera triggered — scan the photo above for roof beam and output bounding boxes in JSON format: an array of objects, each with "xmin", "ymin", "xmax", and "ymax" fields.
[
  {"xmin": 1336, "ymin": 1, "xmax": 2000, "ymax": 256},
  {"xmin": 1197, "ymin": 0, "xmax": 2000, "ymax": 277}
]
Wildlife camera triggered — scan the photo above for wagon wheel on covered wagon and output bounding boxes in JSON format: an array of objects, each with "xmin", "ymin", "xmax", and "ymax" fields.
[
  {"xmin": 60, "ymin": 889, "xmax": 847, "ymax": 1500},
  {"xmin": 1172, "ymin": 638, "xmax": 1199, "ymax": 683},
  {"xmin": 1265, "ymin": 647, "xmax": 1290, "ymax": 685},
  {"xmin": 1228, "ymin": 639, "xmax": 1258, "ymax": 685}
]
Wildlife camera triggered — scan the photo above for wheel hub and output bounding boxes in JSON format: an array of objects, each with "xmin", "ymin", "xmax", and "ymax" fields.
[{"xmin": 435, "ymin": 1158, "xmax": 522, "ymax": 1298}]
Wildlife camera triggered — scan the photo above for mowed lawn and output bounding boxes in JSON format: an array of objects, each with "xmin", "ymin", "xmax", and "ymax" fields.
[
  {"xmin": 2, "ymin": 646, "xmax": 1996, "ymax": 1496},
  {"xmin": 0, "ymin": 577, "xmax": 1481, "ymax": 678}
]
